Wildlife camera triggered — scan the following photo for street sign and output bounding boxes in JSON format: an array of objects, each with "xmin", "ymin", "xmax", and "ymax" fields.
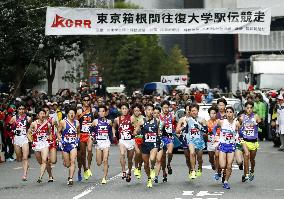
[{"xmin": 161, "ymin": 75, "xmax": 188, "ymax": 85}]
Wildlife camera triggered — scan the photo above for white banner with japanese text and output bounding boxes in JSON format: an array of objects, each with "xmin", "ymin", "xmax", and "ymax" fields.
[
  {"xmin": 161, "ymin": 75, "xmax": 188, "ymax": 85},
  {"xmin": 45, "ymin": 7, "xmax": 271, "ymax": 35}
]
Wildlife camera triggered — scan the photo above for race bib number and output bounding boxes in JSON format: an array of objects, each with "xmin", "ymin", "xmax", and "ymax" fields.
[
  {"xmin": 165, "ymin": 125, "xmax": 173, "ymax": 134},
  {"xmin": 38, "ymin": 133, "xmax": 47, "ymax": 141},
  {"xmin": 208, "ymin": 134, "xmax": 214, "ymax": 142},
  {"xmin": 15, "ymin": 128, "xmax": 26, "ymax": 136},
  {"xmin": 96, "ymin": 132, "xmax": 108, "ymax": 140},
  {"xmin": 190, "ymin": 129, "xmax": 200, "ymax": 139},
  {"xmin": 225, "ymin": 133, "xmax": 234, "ymax": 144},
  {"xmin": 244, "ymin": 127, "xmax": 254, "ymax": 137},
  {"xmin": 64, "ymin": 135, "xmax": 77, "ymax": 143},
  {"xmin": 121, "ymin": 131, "xmax": 132, "ymax": 140},
  {"xmin": 145, "ymin": 132, "xmax": 156, "ymax": 143},
  {"xmin": 81, "ymin": 124, "xmax": 90, "ymax": 133}
]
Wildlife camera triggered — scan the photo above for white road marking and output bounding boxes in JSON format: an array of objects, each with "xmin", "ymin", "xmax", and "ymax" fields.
[
  {"xmin": 182, "ymin": 191, "xmax": 194, "ymax": 196},
  {"xmin": 203, "ymin": 164, "xmax": 239, "ymax": 170},
  {"xmin": 13, "ymin": 167, "xmax": 35, "ymax": 170},
  {"xmin": 196, "ymin": 191, "xmax": 224, "ymax": 197},
  {"xmin": 72, "ymin": 172, "xmax": 123, "ymax": 199},
  {"xmin": 274, "ymin": 189, "xmax": 284, "ymax": 191}
]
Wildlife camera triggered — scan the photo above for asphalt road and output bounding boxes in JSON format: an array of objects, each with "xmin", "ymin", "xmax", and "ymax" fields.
[{"xmin": 1, "ymin": 141, "xmax": 284, "ymax": 199}]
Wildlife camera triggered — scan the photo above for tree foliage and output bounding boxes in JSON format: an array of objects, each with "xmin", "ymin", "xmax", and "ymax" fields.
[
  {"xmin": 0, "ymin": 0, "xmax": 86, "ymax": 96},
  {"xmin": 82, "ymin": 1, "xmax": 189, "ymax": 94}
]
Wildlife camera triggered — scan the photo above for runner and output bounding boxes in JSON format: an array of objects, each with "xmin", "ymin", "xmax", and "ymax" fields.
[
  {"xmin": 215, "ymin": 98, "xmax": 228, "ymax": 181},
  {"xmin": 27, "ymin": 108, "xmax": 52, "ymax": 183},
  {"xmin": 57, "ymin": 107, "xmax": 80, "ymax": 186},
  {"xmin": 159, "ymin": 100, "xmax": 175, "ymax": 175},
  {"xmin": 214, "ymin": 107, "xmax": 240, "ymax": 189},
  {"xmin": 134, "ymin": 103, "xmax": 160, "ymax": 188},
  {"xmin": 92, "ymin": 105, "xmax": 112, "ymax": 184},
  {"xmin": 206, "ymin": 106, "xmax": 220, "ymax": 175},
  {"xmin": 112, "ymin": 103, "xmax": 135, "ymax": 182},
  {"xmin": 42, "ymin": 104, "xmax": 58, "ymax": 182},
  {"xmin": 153, "ymin": 106, "xmax": 168, "ymax": 183},
  {"xmin": 77, "ymin": 95, "xmax": 94, "ymax": 181},
  {"xmin": 176, "ymin": 102, "xmax": 191, "ymax": 179},
  {"xmin": 8, "ymin": 102, "xmax": 32, "ymax": 181},
  {"xmin": 131, "ymin": 103, "xmax": 144, "ymax": 180},
  {"xmin": 185, "ymin": 103, "xmax": 207, "ymax": 180},
  {"xmin": 239, "ymin": 101, "xmax": 261, "ymax": 182}
]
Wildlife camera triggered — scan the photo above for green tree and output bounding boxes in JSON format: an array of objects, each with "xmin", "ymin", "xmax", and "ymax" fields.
[{"xmin": 0, "ymin": 0, "xmax": 85, "ymax": 96}]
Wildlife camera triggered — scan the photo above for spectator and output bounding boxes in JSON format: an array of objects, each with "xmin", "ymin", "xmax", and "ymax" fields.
[
  {"xmin": 276, "ymin": 94, "xmax": 284, "ymax": 151},
  {"xmin": 254, "ymin": 93, "xmax": 266, "ymax": 140}
]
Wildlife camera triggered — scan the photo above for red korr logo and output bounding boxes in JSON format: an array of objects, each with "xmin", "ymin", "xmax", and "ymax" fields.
[{"xmin": 51, "ymin": 14, "xmax": 91, "ymax": 28}]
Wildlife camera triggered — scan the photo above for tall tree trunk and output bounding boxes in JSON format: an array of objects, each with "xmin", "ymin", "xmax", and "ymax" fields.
[
  {"xmin": 14, "ymin": 62, "xmax": 25, "ymax": 97},
  {"xmin": 46, "ymin": 57, "xmax": 56, "ymax": 96}
]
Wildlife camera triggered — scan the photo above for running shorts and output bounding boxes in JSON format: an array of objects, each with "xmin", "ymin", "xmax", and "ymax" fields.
[
  {"xmin": 141, "ymin": 143, "xmax": 157, "ymax": 154},
  {"xmin": 242, "ymin": 141, "xmax": 259, "ymax": 151},
  {"xmin": 119, "ymin": 139, "xmax": 135, "ymax": 150},
  {"xmin": 80, "ymin": 133, "xmax": 90, "ymax": 143},
  {"xmin": 96, "ymin": 140, "xmax": 110, "ymax": 150},
  {"xmin": 218, "ymin": 143, "xmax": 236, "ymax": 153},
  {"xmin": 13, "ymin": 135, "xmax": 29, "ymax": 147}
]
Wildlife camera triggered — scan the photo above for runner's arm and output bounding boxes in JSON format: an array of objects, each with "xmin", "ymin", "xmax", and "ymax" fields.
[
  {"xmin": 175, "ymin": 117, "xmax": 185, "ymax": 135},
  {"xmin": 56, "ymin": 120, "xmax": 65, "ymax": 141},
  {"xmin": 76, "ymin": 120, "xmax": 80, "ymax": 138},
  {"xmin": 133, "ymin": 120, "xmax": 143, "ymax": 136},
  {"xmin": 112, "ymin": 118, "xmax": 118, "ymax": 138},
  {"xmin": 47, "ymin": 123, "xmax": 52, "ymax": 140},
  {"xmin": 27, "ymin": 122, "xmax": 35, "ymax": 142}
]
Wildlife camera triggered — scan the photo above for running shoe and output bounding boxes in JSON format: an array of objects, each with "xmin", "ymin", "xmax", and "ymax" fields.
[
  {"xmin": 242, "ymin": 174, "xmax": 249, "ymax": 182},
  {"xmin": 122, "ymin": 172, "xmax": 126, "ymax": 179},
  {"xmin": 147, "ymin": 178, "xmax": 153, "ymax": 188},
  {"xmin": 137, "ymin": 169, "xmax": 142, "ymax": 180},
  {"xmin": 87, "ymin": 169, "xmax": 92, "ymax": 177},
  {"xmin": 249, "ymin": 172, "xmax": 254, "ymax": 181},
  {"xmin": 37, "ymin": 177, "xmax": 42, "ymax": 183},
  {"xmin": 189, "ymin": 171, "xmax": 196, "ymax": 180},
  {"xmin": 167, "ymin": 165, "xmax": 172, "ymax": 175},
  {"xmin": 239, "ymin": 162, "xmax": 243, "ymax": 170},
  {"xmin": 101, "ymin": 178, "xmax": 107, "ymax": 184},
  {"xmin": 154, "ymin": 176, "xmax": 158, "ymax": 183},
  {"xmin": 67, "ymin": 178, "xmax": 73, "ymax": 186},
  {"xmin": 196, "ymin": 169, "xmax": 202, "ymax": 177},
  {"xmin": 48, "ymin": 177, "xmax": 54, "ymax": 182},
  {"xmin": 223, "ymin": 182, "xmax": 230, "ymax": 189},
  {"xmin": 22, "ymin": 175, "xmax": 27, "ymax": 181},
  {"xmin": 150, "ymin": 169, "xmax": 155, "ymax": 180},
  {"xmin": 126, "ymin": 173, "xmax": 131, "ymax": 182},
  {"xmin": 134, "ymin": 168, "xmax": 139, "ymax": 176},
  {"xmin": 214, "ymin": 173, "xmax": 220, "ymax": 181},
  {"xmin": 222, "ymin": 173, "xmax": 226, "ymax": 183},
  {"xmin": 163, "ymin": 173, "xmax": 167, "ymax": 182},
  {"xmin": 84, "ymin": 170, "xmax": 89, "ymax": 180},
  {"xmin": 78, "ymin": 171, "xmax": 82, "ymax": 182}
]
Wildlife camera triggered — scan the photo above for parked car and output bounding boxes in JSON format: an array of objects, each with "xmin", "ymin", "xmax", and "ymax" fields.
[{"xmin": 143, "ymin": 82, "xmax": 171, "ymax": 95}]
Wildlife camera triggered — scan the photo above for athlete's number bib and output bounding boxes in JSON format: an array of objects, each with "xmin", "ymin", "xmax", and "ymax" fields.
[
  {"xmin": 224, "ymin": 132, "xmax": 234, "ymax": 144},
  {"xmin": 208, "ymin": 134, "xmax": 214, "ymax": 142},
  {"xmin": 145, "ymin": 132, "xmax": 156, "ymax": 143},
  {"xmin": 64, "ymin": 135, "xmax": 77, "ymax": 143},
  {"xmin": 165, "ymin": 125, "xmax": 173, "ymax": 134},
  {"xmin": 244, "ymin": 127, "xmax": 254, "ymax": 137},
  {"xmin": 15, "ymin": 128, "xmax": 26, "ymax": 136},
  {"xmin": 81, "ymin": 124, "xmax": 90, "ymax": 133},
  {"xmin": 121, "ymin": 131, "xmax": 132, "ymax": 140},
  {"xmin": 190, "ymin": 129, "xmax": 200, "ymax": 139},
  {"xmin": 37, "ymin": 133, "xmax": 47, "ymax": 141}
]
